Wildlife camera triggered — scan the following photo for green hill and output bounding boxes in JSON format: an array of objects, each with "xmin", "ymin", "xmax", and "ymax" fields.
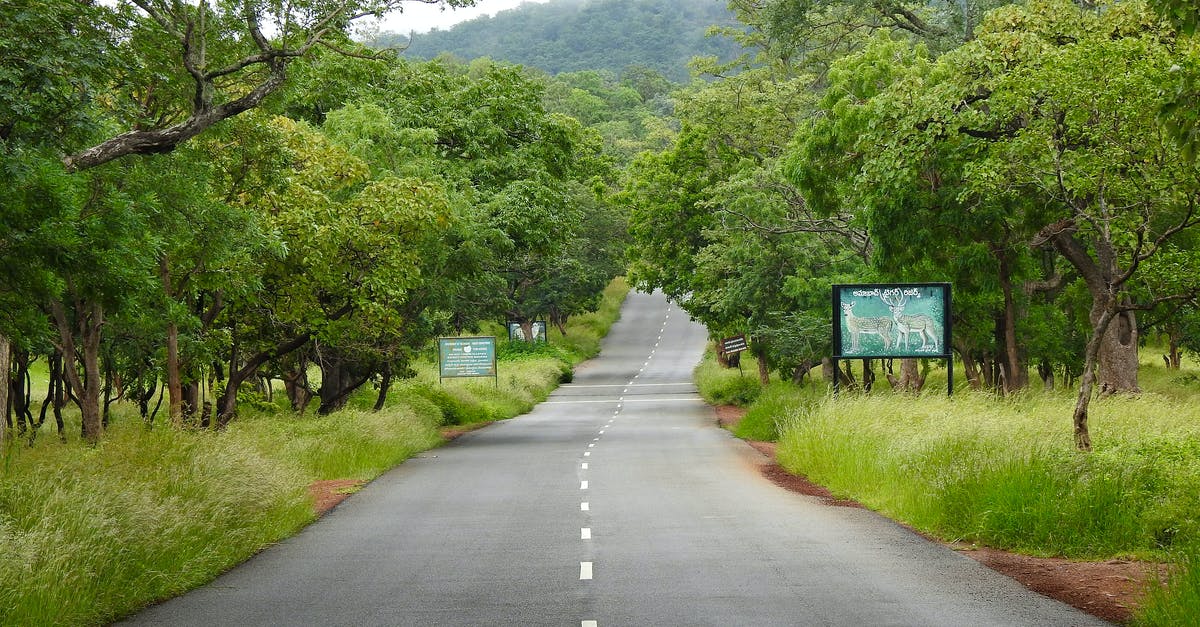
[{"xmin": 371, "ymin": 0, "xmax": 742, "ymax": 82}]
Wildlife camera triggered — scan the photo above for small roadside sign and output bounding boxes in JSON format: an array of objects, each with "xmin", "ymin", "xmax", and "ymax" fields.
[{"xmin": 721, "ymin": 334, "xmax": 749, "ymax": 354}]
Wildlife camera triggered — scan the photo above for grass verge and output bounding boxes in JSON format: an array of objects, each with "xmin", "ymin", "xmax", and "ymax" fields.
[{"xmin": 0, "ymin": 279, "xmax": 629, "ymax": 626}]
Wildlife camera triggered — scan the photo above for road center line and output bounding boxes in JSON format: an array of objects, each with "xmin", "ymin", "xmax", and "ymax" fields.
[
  {"xmin": 542, "ymin": 397, "xmax": 703, "ymax": 405},
  {"xmin": 580, "ymin": 562, "xmax": 593, "ymax": 580},
  {"xmin": 581, "ymin": 481, "xmax": 588, "ymax": 490},
  {"xmin": 581, "ymin": 462, "xmax": 588, "ymax": 470},
  {"xmin": 581, "ymin": 502, "xmax": 589, "ymax": 511},
  {"xmin": 581, "ymin": 528, "xmax": 591, "ymax": 540},
  {"xmin": 560, "ymin": 383, "xmax": 692, "ymax": 388}
]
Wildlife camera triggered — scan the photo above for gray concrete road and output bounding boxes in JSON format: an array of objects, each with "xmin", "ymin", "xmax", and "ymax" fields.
[{"xmin": 124, "ymin": 290, "xmax": 1107, "ymax": 626}]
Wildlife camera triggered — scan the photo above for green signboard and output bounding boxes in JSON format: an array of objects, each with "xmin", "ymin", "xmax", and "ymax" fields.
[
  {"xmin": 438, "ymin": 336, "xmax": 497, "ymax": 380},
  {"xmin": 833, "ymin": 284, "xmax": 951, "ymax": 359}
]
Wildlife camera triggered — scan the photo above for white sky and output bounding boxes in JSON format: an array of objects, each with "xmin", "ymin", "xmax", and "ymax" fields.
[{"xmin": 374, "ymin": 0, "xmax": 553, "ymax": 34}]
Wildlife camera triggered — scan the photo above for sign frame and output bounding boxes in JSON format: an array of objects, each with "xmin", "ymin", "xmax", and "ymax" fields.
[
  {"xmin": 832, "ymin": 283, "xmax": 953, "ymax": 396},
  {"xmin": 720, "ymin": 334, "xmax": 749, "ymax": 355},
  {"xmin": 438, "ymin": 336, "xmax": 498, "ymax": 384},
  {"xmin": 507, "ymin": 320, "xmax": 548, "ymax": 343}
]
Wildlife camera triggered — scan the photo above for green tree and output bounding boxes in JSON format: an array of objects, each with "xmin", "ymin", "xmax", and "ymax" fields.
[
  {"xmin": 62, "ymin": 0, "xmax": 477, "ymax": 171},
  {"xmin": 797, "ymin": 1, "xmax": 1200, "ymax": 447}
]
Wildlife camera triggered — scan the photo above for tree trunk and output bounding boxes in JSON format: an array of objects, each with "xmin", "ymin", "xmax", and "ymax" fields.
[
  {"xmin": 166, "ymin": 320, "xmax": 183, "ymax": 427},
  {"xmin": 715, "ymin": 340, "xmax": 730, "ymax": 368},
  {"xmin": 316, "ymin": 348, "xmax": 372, "ymax": 415},
  {"xmin": 1037, "ymin": 358, "xmax": 1055, "ymax": 390},
  {"xmin": 374, "ymin": 364, "xmax": 392, "ymax": 412},
  {"xmin": 44, "ymin": 351, "xmax": 67, "ymax": 440},
  {"xmin": 1041, "ymin": 228, "xmax": 1140, "ymax": 397},
  {"xmin": 0, "ymin": 334, "xmax": 9, "ymax": 449},
  {"xmin": 1097, "ymin": 310, "xmax": 1139, "ymax": 395},
  {"xmin": 217, "ymin": 332, "xmax": 312, "ymax": 426},
  {"xmin": 756, "ymin": 349, "xmax": 770, "ymax": 386},
  {"xmin": 954, "ymin": 338, "xmax": 982, "ymax": 390},
  {"xmin": 159, "ymin": 257, "xmax": 185, "ymax": 427},
  {"xmin": 49, "ymin": 299, "xmax": 105, "ymax": 443},
  {"xmin": 10, "ymin": 349, "xmax": 32, "ymax": 435},
  {"xmin": 862, "ymin": 358, "xmax": 876, "ymax": 392},
  {"xmin": 549, "ymin": 308, "xmax": 568, "ymax": 335},
  {"xmin": 1071, "ymin": 308, "xmax": 1117, "ymax": 452},
  {"xmin": 998, "ymin": 256, "xmax": 1029, "ymax": 392},
  {"xmin": 821, "ymin": 357, "xmax": 836, "ymax": 385},
  {"xmin": 1164, "ymin": 327, "xmax": 1182, "ymax": 369},
  {"xmin": 791, "ymin": 359, "xmax": 815, "ymax": 386},
  {"xmin": 181, "ymin": 381, "xmax": 200, "ymax": 424},
  {"xmin": 889, "ymin": 358, "xmax": 925, "ymax": 393},
  {"xmin": 839, "ymin": 361, "xmax": 857, "ymax": 388},
  {"xmin": 283, "ymin": 359, "xmax": 314, "ymax": 414}
]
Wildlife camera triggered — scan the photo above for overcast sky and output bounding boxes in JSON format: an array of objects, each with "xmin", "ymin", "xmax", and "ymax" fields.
[{"xmin": 375, "ymin": 0, "xmax": 552, "ymax": 34}]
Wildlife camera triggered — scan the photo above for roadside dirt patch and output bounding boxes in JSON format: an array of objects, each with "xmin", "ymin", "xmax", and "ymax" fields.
[
  {"xmin": 951, "ymin": 545, "xmax": 1165, "ymax": 624},
  {"xmin": 309, "ymin": 479, "xmax": 365, "ymax": 516},
  {"xmin": 440, "ymin": 422, "xmax": 493, "ymax": 442},
  {"xmin": 716, "ymin": 404, "xmax": 1162, "ymax": 624},
  {"xmin": 715, "ymin": 404, "xmax": 747, "ymax": 428}
]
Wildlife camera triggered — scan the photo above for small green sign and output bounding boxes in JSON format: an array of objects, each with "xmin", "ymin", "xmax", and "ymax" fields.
[{"xmin": 438, "ymin": 336, "xmax": 497, "ymax": 379}]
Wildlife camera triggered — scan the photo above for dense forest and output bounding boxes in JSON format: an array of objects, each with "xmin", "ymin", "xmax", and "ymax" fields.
[{"xmin": 370, "ymin": 0, "xmax": 742, "ymax": 81}]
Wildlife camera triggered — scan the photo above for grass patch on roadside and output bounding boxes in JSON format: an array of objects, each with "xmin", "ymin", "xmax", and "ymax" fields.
[
  {"xmin": 0, "ymin": 416, "xmax": 314, "ymax": 626},
  {"xmin": 730, "ymin": 382, "xmax": 823, "ymax": 442},
  {"xmin": 694, "ymin": 350, "xmax": 763, "ymax": 406},
  {"xmin": 1136, "ymin": 544, "xmax": 1200, "ymax": 626},
  {"xmin": 0, "ymin": 279, "xmax": 630, "ymax": 626},
  {"xmin": 776, "ymin": 391, "xmax": 1200, "ymax": 559}
]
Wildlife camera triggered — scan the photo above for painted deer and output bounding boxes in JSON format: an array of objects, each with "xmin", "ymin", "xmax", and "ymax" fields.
[
  {"xmin": 880, "ymin": 292, "xmax": 941, "ymax": 352},
  {"xmin": 841, "ymin": 301, "xmax": 894, "ymax": 353}
]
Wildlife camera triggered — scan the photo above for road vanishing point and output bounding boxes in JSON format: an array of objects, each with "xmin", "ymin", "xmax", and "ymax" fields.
[{"xmin": 124, "ymin": 291, "xmax": 1107, "ymax": 626}]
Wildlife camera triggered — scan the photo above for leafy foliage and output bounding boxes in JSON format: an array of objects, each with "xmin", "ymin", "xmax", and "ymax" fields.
[{"xmin": 373, "ymin": 0, "xmax": 741, "ymax": 82}]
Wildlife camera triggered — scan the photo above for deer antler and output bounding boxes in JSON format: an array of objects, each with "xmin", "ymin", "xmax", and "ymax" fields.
[{"xmin": 881, "ymin": 291, "xmax": 906, "ymax": 309}]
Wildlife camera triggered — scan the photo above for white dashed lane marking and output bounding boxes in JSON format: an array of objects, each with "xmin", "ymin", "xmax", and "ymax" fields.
[
  {"xmin": 580, "ymin": 562, "xmax": 593, "ymax": 580},
  {"xmin": 581, "ymin": 481, "xmax": 589, "ymax": 490},
  {"xmin": 581, "ymin": 502, "xmax": 589, "ymax": 511},
  {"xmin": 581, "ymin": 528, "xmax": 592, "ymax": 540}
]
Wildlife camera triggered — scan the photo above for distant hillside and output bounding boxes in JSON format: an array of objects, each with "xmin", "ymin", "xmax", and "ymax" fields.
[{"xmin": 371, "ymin": 0, "xmax": 742, "ymax": 82}]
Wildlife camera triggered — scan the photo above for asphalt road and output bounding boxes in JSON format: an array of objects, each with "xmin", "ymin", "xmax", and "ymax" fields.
[{"xmin": 124, "ymin": 290, "xmax": 1108, "ymax": 626}]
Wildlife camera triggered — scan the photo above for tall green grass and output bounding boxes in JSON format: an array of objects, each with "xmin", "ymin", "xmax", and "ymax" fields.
[
  {"xmin": 775, "ymin": 391, "xmax": 1200, "ymax": 558},
  {"xmin": 694, "ymin": 350, "xmax": 764, "ymax": 406},
  {"xmin": 1136, "ymin": 544, "xmax": 1200, "ymax": 626},
  {"xmin": 0, "ymin": 279, "xmax": 630, "ymax": 626},
  {"xmin": 0, "ymin": 417, "xmax": 314, "ymax": 625}
]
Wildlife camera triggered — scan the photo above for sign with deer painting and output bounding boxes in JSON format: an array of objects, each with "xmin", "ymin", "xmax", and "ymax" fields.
[{"xmin": 832, "ymin": 284, "xmax": 951, "ymax": 358}]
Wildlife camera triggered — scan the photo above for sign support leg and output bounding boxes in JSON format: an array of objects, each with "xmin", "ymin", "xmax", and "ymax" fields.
[
  {"xmin": 947, "ymin": 356, "xmax": 954, "ymax": 397},
  {"xmin": 832, "ymin": 358, "xmax": 839, "ymax": 397}
]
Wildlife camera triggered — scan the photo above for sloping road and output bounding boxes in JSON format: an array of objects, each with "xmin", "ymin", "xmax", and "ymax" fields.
[{"xmin": 125, "ymin": 290, "xmax": 1106, "ymax": 626}]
